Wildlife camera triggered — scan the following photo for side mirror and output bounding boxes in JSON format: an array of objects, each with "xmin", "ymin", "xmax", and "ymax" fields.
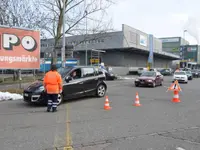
[{"xmin": 65, "ymin": 76, "xmax": 72, "ymax": 82}]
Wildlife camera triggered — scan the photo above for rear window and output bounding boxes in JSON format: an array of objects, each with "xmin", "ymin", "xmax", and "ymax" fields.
[{"xmin": 138, "ymin": 68, "xmax": 143, "ymax": 70}]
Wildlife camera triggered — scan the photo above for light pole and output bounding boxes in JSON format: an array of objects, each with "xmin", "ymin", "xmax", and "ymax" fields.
[
  {"xmin": 183, "ymin": 30, "xmax": 187, "ymax": 45},
  {"xmin": 85, "ymin": 0, "xmax": 88, "ymax": 66},
  {"xmin": 183, "ymin": 30, "xmax": 187, "ymax": 61},
  {"xmin": 62, "ymin": 0, "xmax": 66, "ymax": 67}
]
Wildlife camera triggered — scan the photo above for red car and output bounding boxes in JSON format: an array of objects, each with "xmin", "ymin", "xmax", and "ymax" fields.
[{"xmin": 134, "ymin": 71, "xmax": 163, "ymax": 87}]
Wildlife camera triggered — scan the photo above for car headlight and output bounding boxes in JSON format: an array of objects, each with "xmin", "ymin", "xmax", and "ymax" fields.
[
  {"xmin": 147, "ymin": 80, "xmax": 153, "ymax": 82},
  {"xmin": 135, "ymin": 79, "xmax": 139, "ymax": 81},
  {"xmin": 36, "ymin": 86, "xmax": 45, "ymax": 92}
]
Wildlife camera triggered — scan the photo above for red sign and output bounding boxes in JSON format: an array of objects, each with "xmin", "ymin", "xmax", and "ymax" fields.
[{"xmin": 0, "ymin": 27, "xmax": 40, "ymax": 69}]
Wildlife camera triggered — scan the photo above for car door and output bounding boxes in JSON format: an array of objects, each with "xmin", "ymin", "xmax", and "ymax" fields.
[
  {"xmin": 155, "ymin": 72, "xmax": 161, "ymax": 85},
  {"xmin": 81, "ymin": 67, "xmax": 98, "ymax": 95},
  {"xmin": 62, "ymin": 68, "xmax": 85, "ymax": 99}
]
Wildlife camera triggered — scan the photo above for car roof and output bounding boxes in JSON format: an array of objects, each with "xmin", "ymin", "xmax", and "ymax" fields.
[
  {"xmin": 143, "ymin": 71, "xmax": 156, "ymax": 73},
  {"xmin": 73, "ymin": 65, "xmax": 95, "ymax": 68}
]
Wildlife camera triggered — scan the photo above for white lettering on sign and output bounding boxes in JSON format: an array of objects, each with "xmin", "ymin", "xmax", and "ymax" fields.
[
  {"xmin": 2, "ymin": 34, "xmax": 37, "ymax": 52},
  {"xmin": 161, "ymin": 38, "xmax": 179, "ymax": 43},
  {"xmin": 21, "ymin": 36, "xmax": 37, "ymax": 51},
  {"xmin": 3, "ymin": 34, "xmax": 19, "ymax": 50},
  {"xmin": 0, "ymin": 55, "xmax": 38, "ymax": 63}
]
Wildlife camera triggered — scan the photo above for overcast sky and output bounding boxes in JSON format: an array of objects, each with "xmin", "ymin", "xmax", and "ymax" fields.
[{"xmin": 107, "ymin": 0, "xmax": 200, "ymax": 44}]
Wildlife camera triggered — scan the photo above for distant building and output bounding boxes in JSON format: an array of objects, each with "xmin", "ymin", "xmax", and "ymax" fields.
[
  {"xmin": 40, "ymin": 24, "xmax": 179, "ymax": 68},
  {"xmin": 179, "ymin": 45, "xmax": 200, "ymax": 63},
  {"xmin": 159, "ymin": 37, "xmax": 189, "ymax": 55}
]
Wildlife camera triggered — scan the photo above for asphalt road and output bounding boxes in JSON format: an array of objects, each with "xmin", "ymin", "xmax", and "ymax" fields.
[{"xmin": 1, "ymin": 76, "xmax": 200, "ymax": 150}]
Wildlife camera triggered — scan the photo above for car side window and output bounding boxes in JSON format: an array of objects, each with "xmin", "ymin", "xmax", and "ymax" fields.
[
  {"xmin": 69, "ymin": 68, "xmax": 82, "ymax": 80},
  {"xmin": 82, "ymin": 67, "xmax": 95, "ymax": 77}
]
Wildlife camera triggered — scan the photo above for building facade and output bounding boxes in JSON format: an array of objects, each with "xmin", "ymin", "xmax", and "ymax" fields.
[
  {"xmin": 41, "ymin": 24, "xmax": 179, "ymax": 68},
  {"xmin": 159, "ymin": 37, "xmax": 189, "ymax": 55},
  {"xmin": 179, "ymin": 45, "xmax": 200, "ymax": 63}
]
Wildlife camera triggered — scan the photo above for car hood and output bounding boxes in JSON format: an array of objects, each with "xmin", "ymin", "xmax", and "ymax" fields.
[
  {"xmin": 25, "ymin": 81, "xmax": 43, "ymax": 92},
  {"xmin": 174, "ymin": 75, "xmax": 186, "ymax": 77},
  {"xmin": 138, "ymin": 76, "xmax": 155, "ymax": 80}
]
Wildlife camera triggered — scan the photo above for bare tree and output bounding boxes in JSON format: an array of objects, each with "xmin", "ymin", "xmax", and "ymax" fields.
[
  {"xmin": 38, "ymin": 0, "xmax": 115, "ymax": 63},
  {"xmin": 0, "ymin": 0, "xmax": 48, "ymax": 38}
]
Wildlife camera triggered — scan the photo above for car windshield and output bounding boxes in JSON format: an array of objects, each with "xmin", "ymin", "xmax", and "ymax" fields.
[
  {"xmin": 140, "ymin": 71, "xmax": 156, "ymax": 77},
  {"xmin": 57, "ymin": 67, "xmax": 73, "ymax": 78},
  {"xmin": 174, "ymin": 72, "xmax": 185, "ymax": 75}
]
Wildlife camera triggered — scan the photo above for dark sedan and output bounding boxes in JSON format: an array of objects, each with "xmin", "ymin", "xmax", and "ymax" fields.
[
  {"xmin": 191, "ymin": 70, "xmax": 200, "ymax": 78},
  {"xmin": 134, "ymin": 71, "xmax": 163, "ymax": 87},
  {"xmin": 23, "ymin": 66, "xmax": 107, "ymax": 105},
  {"xmin": 160, "ymin": 69, "xmax": 172, "ymax": 76}
]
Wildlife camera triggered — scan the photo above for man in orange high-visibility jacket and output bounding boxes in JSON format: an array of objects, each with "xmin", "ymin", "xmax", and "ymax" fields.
[{"xmin": 43, "ymin": 65, "xmax": 62, "ymax": 112}]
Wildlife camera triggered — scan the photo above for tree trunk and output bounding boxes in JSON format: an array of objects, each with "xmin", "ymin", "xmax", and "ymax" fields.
[{"xmin": 51, "ymin": 49, "xmax": 57, "ymax": 66}]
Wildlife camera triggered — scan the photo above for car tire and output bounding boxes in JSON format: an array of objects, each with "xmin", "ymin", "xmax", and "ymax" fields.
[
  {"xmin": 152, "ymin": 81, "xmax": 156, "ymax": 88},
  {"xmin": 57, "ymin": 94, "xmax": 63, "ymax": 105},
  {"xmin": 135, "ymin": 83, "xmax": 139, "ymax": 87},
  {"xmin": 96, "ymin": 84, "xmax": 106, "ymax": 97}
]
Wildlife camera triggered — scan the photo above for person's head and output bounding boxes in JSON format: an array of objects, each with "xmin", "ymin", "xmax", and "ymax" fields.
[
  {"xmin": 51, "ymin": 64, "xmax": 57, "ymax": 71},
  {"xmin": 72, "ymin": 71, "xmax": 76, "ymax": 76}
]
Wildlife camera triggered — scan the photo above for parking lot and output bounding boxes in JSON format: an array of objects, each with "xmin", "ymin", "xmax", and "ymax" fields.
[{"xmin": 1, "ymin": 76, "xmax": 200, "ymax": 150}]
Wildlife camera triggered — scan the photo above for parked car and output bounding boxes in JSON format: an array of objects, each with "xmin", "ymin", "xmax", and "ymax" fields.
[
  {"xmin": 191, "ymin": 70, "xmax": 200, "ymax": 78},
  {"xmin": 23, "ymin": 66, "xmax": 107, "ymax": 105},
  {"xmin": 100, "ymin": 68, "xmax": 117, "ymax": 80},
  {"xmin": 137, "ymin": 67, "xmax": 148, "ymax": 75},
  {"xmin": 185, "ymin": 71, "xmax": 193, "ymax": 80},
  {"xmin": 173, "ymin": 71, "xmax": 188, "ymax": 83},
  {"xmin": 160, "ymin": 69, "xmax": 172, "ymax": 76},
  {"xmin": 134, "ymin": 71, "xmax": 163, "ymax": 87}
]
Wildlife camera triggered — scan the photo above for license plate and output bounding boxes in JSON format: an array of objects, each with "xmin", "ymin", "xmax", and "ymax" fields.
[{"xmin": 24, "ymin": 93, "xmax": 28, "ymax": 97}]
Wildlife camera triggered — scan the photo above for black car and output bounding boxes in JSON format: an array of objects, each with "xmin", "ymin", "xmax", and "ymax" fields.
[
  {"xmin": 160, "ymin": 69, "xmax": 172, "ymax": 76},
  {"xmin": 191, "ymin": 70, "xmax": 200, "ymax": 78},
  {"xmin": 23, "ymin": 66, "xmax": 107, "ymax": 105}
]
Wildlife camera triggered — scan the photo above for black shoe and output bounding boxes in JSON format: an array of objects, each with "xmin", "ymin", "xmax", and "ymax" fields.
[{"xmin": 52, "ymin": 109, "xmax": 57, "ymax": 112}]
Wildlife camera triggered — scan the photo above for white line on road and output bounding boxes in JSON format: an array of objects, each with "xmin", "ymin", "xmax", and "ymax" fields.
[{"xmin": 176, "ymin": 147, "xmax": 185, "ymax": 150}]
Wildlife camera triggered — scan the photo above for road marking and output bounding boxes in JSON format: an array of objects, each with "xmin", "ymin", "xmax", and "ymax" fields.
[
  {"xmin": 64, "ymin": 103, "xmax": 73, "ymax": 150},
  {"xmin": 176, "ymin": 147, "xmax": 185, "ymax": 150},
  {"xmin": 53, "ymin": 111, "xmax": 65, "ymax": 150}
]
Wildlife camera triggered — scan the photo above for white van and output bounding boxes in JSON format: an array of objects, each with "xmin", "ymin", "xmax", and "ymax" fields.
[{"xmin": 138, "ymin": 67, "xmax": 148, "ymax": 75}]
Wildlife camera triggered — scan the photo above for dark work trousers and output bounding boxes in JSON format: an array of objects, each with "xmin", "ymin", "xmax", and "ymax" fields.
[{"xmin": 47, "ymin": 94, "xmax": 58, "ymax": 112}]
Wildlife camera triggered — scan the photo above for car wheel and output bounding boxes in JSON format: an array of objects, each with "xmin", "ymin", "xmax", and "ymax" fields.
[
  {"xmin": 96, "ymin": 84, "xmax": 106, "ymax": 97},
  {"xmin": 152, "ymin": 81, "xmax": 156, "ymax": 88},
  {"xmin": 57, "ymin": 94, "xmax": 63, "ymax": 105},
  {"xmin": 135, "ymin": 83, "xmax": 139, "ymax": 87}
]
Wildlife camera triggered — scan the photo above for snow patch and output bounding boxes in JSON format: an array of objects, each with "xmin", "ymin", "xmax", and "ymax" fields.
[{"xmin": 0, "ymin": 92, "xmax": 23, "ymax": 101}]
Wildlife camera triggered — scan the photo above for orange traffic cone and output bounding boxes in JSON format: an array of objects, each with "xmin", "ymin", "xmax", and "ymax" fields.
[
  {"xmin": 172, "ymin": 90, "xmax": 181, "ymax": 103},
  {"xmin": 104, "ymin": 96, "xmax": 111, "ymax": 110},
  {"xmin": 133, "ymin": 92, "xmax": 141, "ymax": 106}
]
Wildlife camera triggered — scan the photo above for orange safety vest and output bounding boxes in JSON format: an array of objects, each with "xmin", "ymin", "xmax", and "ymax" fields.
[{"xmin": 43, "ymin": 71, "xmax": 62, "ymax": 94}]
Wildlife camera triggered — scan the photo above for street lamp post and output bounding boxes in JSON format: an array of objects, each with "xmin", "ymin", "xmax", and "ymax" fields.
[
  {"xmin": 183, "ymin": 30, "xmax": 187, "ymax": 61},
  {"xmin": 62, "ymin": 0, "xmax": 66, "ymax": 67},
  {"xmin": 85, "ymin": 0, "xmax": 88, "ymax": 66}
]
